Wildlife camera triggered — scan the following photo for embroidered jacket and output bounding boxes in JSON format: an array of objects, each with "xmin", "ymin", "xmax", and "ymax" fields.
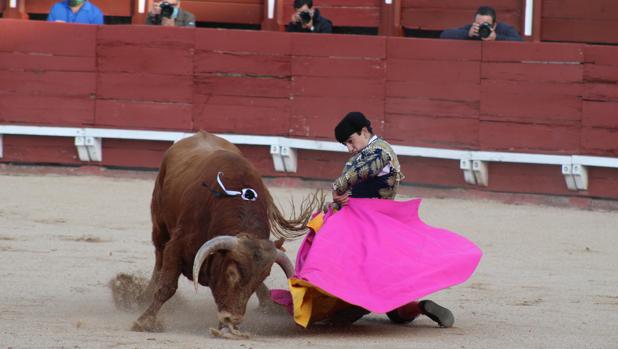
[{"xmin": 332, "ymin": 136, "xmax": 404, "ymax": 199}]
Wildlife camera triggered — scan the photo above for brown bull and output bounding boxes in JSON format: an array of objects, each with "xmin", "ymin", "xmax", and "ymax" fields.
[{"xmin": 131, "ymin": 131, "xmax": 320, "ymax": 336}]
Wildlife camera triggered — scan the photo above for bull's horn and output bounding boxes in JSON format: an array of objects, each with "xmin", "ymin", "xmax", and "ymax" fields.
[
  {"xmin": 275, "ymin": 250, "xmax": 294, "ymax": 279},
  {"xmin": 192, "ymin": 236, "xmax": 239, "ymax": 293}
]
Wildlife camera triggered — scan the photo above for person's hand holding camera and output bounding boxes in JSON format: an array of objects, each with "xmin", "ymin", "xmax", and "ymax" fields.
[
  {"xmin": 149, "ymin": 0, "xmax": 162, "ymax": 15},
  {"xmin": 468, "ymin": 22, "xmax": 480, "ymax": 38}
]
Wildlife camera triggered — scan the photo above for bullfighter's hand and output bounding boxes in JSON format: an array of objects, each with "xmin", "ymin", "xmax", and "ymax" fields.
[{"xmin": 332, "ymin": 190, "xmax": 349, "ymax": 206}]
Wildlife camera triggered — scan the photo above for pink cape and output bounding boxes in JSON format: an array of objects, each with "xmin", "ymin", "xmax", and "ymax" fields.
[{"xmin": 272, "ymin": 198, "xmax": 482, "ymax": 314}]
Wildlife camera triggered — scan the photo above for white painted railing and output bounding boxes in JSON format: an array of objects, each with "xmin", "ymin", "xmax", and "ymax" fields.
[{"xmin": 2, "ymin": 124, "xmax": 618, "ymax": 191}]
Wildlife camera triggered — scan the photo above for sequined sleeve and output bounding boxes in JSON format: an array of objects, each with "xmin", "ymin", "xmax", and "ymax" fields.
[{"xmin": 332, "ymin": 147, "xmax": 391, "ymax": 194}]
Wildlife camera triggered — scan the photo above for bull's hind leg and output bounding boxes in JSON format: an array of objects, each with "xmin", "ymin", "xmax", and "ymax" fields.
[{"xmin": 132, "ymin": 240, "xmax": 182, "ymax": 332}]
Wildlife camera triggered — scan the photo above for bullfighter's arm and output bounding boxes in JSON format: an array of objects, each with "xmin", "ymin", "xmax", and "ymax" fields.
[{"xmin": 332, "ymin": 148, "xmax": 391, "ymax": 194}]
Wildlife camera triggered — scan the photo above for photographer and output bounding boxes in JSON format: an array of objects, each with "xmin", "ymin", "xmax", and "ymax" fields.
[
  {"xmin": 440, "ymin": 6, "xmax": 521, "ymax": 41},
  {"xmin": 146, "ymin": 0, "xmax": 195, "ymax": 27},
  {"xmin": 286, "ymin": 0, "xmax": 332, "ymax": 33}
]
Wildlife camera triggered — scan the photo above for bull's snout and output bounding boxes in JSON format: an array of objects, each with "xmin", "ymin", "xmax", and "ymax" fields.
[{"xmin": 217, "ymin": 311, "xmax": 243, "ymax": 326}]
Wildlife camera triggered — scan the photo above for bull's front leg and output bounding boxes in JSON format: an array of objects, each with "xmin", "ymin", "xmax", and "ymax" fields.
[{"xmin": 132, "ymin": 241, "xmax": 182, "ymax": 332}]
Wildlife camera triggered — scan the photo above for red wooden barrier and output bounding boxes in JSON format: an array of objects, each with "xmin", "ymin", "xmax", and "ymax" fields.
[
  {"xmin": 181, "ymin": 0, "xmax": 264, "ymax": 24},
  {"xmin": 542, "ymin": 0, "xmax": 618, "ymax": 44},
  {"xmin": 0, "ymin": 20, "xmax": 96, "ymax": 126},
  {"xmin": 385, "ymin": 38, "xmax": 481, "ymax": 148},
  {"xmin": 1, "ymin": 20, "xmax": 618, "ymax": 199}
]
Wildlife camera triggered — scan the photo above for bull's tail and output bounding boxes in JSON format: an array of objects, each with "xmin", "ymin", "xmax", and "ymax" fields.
[{"xmin": 268, "ymin": 189, "xmax": 325, "ymax": 240}]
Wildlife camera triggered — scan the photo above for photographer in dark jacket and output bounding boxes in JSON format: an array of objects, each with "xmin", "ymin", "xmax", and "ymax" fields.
[
  {"xmin": 286, "ymin": 0, "xmax": 332, "ymax": 33},
  {"xmin": 146, "ymin": 0, "xmax": 195, "ymax": 27},
  {"xmin": 440, "ymin": 6, "xmax": 521, "ymax": 41}
]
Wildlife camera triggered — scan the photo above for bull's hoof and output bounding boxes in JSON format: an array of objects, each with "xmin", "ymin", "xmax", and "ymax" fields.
[{"xmin": 131, "ymin": 317, "xmax": 163, "ymax": 332}]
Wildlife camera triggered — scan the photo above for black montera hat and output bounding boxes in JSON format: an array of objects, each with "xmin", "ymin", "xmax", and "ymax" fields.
[{"xmin": 335, "ymin": 112, "xmax": 371, "ymax": 143}]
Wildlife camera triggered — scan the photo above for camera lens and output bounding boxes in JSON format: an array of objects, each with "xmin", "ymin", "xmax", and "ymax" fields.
[{"xmin": 479, "ymin": 22, "xmax": 492, "ymax": 39}]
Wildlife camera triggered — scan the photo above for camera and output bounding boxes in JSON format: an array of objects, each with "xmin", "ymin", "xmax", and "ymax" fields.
[
  {"xmin": 298, "ymin": 11, "xmax": 312, "ymax": 24},
  {"xmin": 159, "ymin": 2, "xmax": 175, "ymax": 19},
  {"xmin": 478, "ymin": 22, "xmax": 493, "ymax": 39}
]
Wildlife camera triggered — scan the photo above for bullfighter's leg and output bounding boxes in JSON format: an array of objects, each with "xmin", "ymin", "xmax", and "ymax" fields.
[
  {"xmin": 132, "ymin": 240, "xmax": 183, "ymax": 332},
  {"xmin": 388, "ymin": 300, "xmax": 454, "ymax": 327}
]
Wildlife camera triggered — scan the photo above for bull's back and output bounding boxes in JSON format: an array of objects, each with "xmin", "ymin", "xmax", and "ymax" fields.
[{"xmin": 153, "ymin": 132, "xmax": 242, "ymax": 223}]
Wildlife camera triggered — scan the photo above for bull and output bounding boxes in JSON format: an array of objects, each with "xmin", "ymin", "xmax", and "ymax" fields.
[{"xmin": 131, "ymin": 131, "xmax": 320, "ymax": 336}]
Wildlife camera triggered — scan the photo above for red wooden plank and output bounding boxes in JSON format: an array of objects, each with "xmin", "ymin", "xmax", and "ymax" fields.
[
  {"xmin": 291, "ymin": 57, "xmax": 384, "ymax": 79},
  {"xmin": 542, "ymin": 19, "xmax": 618, "ymax": 44},
  {"xmin": 542, "ymin": 0, "xmax": 618, "ymax": 21},
  {"xmin": 482, "ymin": 62, "xmax": 583, "ymax": 83},
  {"xmin": 584, "ymin": 83, "xmax": 618, "ymax": 102},
  {"xmin": 295, "ymin": 150, "xmax": 350, "ymax": 181},
  {"xmin": 0, "ymin": 20, "xmax": 96, "ymax": 57},
  {"xmin": 582, "ymin": 101, "xmax": 618, "ymax": 128},
  {"xmin": 384, "ymin": 114, "xmax": 479, "ymax": 148},
  {"xmin": 97, "ymin": 25, "xmax": 194, "ymax": 47},
  {"xmin": 193, "ymin": 99, "xmax": 290, "ymax": 136},
  {"xmin": 0, "ymin": 135, "xmax": 82, "ymax": 165},
  {"xmin": 399, "ymin": 156, "xmax": 466, "ymax": 187},
  {"xmin": 290, "ymin": 34, "xmax": 386, "ymax": 59},
  {"xmin": 195, "ymin": 75, "xmax": 290, "ymax": 98},
  {"xmin": 479, "ymin": 121, "xmax": 580, "ymax": 153},
  {"xmin": 97, "ymin": 73, "xmax": 193, "ymax": 102},
  {"xmin": 182, "ymin": 1, "xmax": 263, "ymax": 24},
  {"xmin": 401, "ymin": 8, "xmax": 521, "ymax": 31},
  {"xmin": 195, "ymin": 29, "xmax": 290, "ymax": 55},
  {"xmin": 289, "ymin": 96, "xmax": 385, "ymax": 139},
  {"xmin": 487, "ymin": 162, "xmax": 571, "ymax": 195},
  {"xmin": 585, "ymin": 45, "xmax": 618, "ymax": 66},
  {"xmin": 0, "ymin": 93, "xmax": 94, "ymax": 126},
  {"xmin": 292, "ymin": 76, "xmax": 385, "ymax": 99},
  {"xmin": 195, "ymin": 52, "xmax": 291, "ymax": 77},
  {"xmin": 0, "ymin": 71, "xmax": 96, "ymax": 96},
  {"xmin": 480, "ymin": 80, "xmax": 582, "ymax": 125},
  {"xmin": 387, "ymin": 59, "xmax": 480, "ymax": 82},
  {"xmin": 587, "ymin": 167, "xmax": 618, "ymax": 199},
  {"xmin": 316, "ymin": 7, "xmax": 379, "ymax": 27},
  {"xmin": 580, "ymin": 127, "xmax": 618, "ymax": 156},
  {"xmin": 101, "ymin": 139, "xmax": 170, "ymax": 169},
  {"xmin": 95, "ymin": 100, "xmax": 193, "ymax": 131},
  {"xmin": 584, "ymin": 65, "xmax": 618, "ymax": 83},
  {"xmin": 234, "ymin": 145, "xmax": 283, "ymax": 178},
  {"xmin": 98, "ymin": 46, "xmax": 193, "ymax": 75},
  {"xmin": 482, "ymin": 42, "xmax": 585, "ymax": 63},
  {"xmin": 0, "ymin": 52, "xmax": 95, "ymax": 72},
  {"xmin": 386, "ymin": 98, "xmax": 479, "ymax": 119},
  {"xmin": 387, "ymin": 37, "xmax": 481, "ymax": 61},
  {"xmin": 387, "ymin": 81, "xmax": 480, "ymax": 101}
]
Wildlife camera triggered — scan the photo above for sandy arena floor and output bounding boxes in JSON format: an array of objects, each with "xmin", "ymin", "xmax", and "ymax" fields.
[{"xmin": 0, "ymin": 171, "xmax": 617, "ymax": 348}]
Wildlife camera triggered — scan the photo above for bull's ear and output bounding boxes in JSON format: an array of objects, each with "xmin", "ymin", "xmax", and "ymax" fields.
[{"xmin": 226, "ymin": 264, "xmax": 241, "ymax": 285}]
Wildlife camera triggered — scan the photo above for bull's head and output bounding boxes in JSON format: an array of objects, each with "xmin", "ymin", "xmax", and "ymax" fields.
[{"xmin": 192, "ymin": 235, "xmax": 293, "ymax": 332}]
